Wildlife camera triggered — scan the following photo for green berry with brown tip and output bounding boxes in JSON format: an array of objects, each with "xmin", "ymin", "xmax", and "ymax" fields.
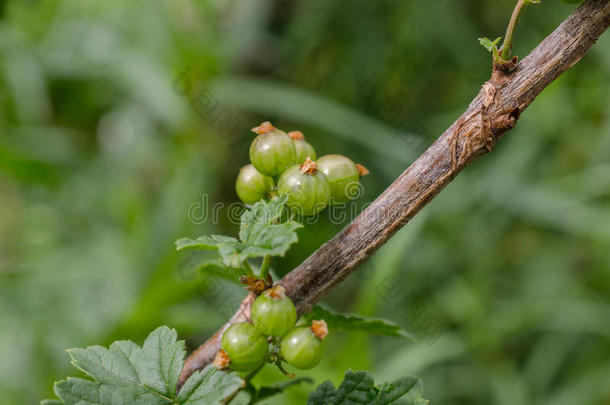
[
  {"xmin": 251, "ymin": 285, "xmax": 297, "ymax": 337},
  {"xmin": 280, "ymin": 320, "xmax": 328, "ymax": 370},
  {"xmin": 236, "ymin": 164, "xmax": 275, "ymax": 205},
  {"xmin": 277, "ymin": 158, "xmax": 331, "ymax": 216},
  {"xmin": 289, "ymin": 131, "xmax": 317, "ymax": 163},
  {"xmin": 221, "ymin": 322, "xmax": 269, "ymax": 371},
  {"xmin": 316, "ymin": 154, "xmax": 369, "ymax": 204},
  {"xmin": 249, "ymin": 121, "xmax": 296, "ymax": 176}
]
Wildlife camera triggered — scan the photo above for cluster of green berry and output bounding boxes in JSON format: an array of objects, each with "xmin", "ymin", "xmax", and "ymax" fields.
[
  {"xmin": 236, "ymin": 122, "xmax": 369, "ymax": 216},
  {"xmin": 217, "ymin": 285, "xmax": 328, "ymax": 373}
]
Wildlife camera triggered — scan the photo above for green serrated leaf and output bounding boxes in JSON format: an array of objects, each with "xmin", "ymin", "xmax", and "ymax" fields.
[
  {"xmin": 216, "ymin": 241, "xmax": 245, "ymax": 268},
  {"xmin": 307, "ymin": 370, "xmax": 427, "ymax": 405},
  {"xmin": 175, "ymin": 235, "xmax": 241, "ymax": 251},
  {"xmin": 43, "ymin": 327, "xmax": 244, "ymax": 405},
  {"xmin": 65, "ymin": 326, "xmax": 184, "ymax": 398},
  {"xmin": 308, "ymin": 381, "xmax": 338, "ymax": 404},
  {"xmin": 329, "ymin": 370, "xmax": 377, "ymax": 404},
  {"xmin": 54, "ymin": 376, "xmax": 169, "ymax": 405},
  {"xmin": 176, "ymin": 365, "xmax": 245, "ymax": 405},
  {"xmin": 239, "ymin": 196, "xmax": 287, "ymax": 242},
  {"xmin": 175, "ymin": 197, "xmax": 302, "ymax": 270},
  {"xmin": 52, "ymin": 377, "xmax": 105, "ymax": 405},
  {"xmin": 478, "ymin": 36, "xmax": 502, "ymax": 52},
  {"xmin": 237, "ymin": 196, "xmax": 302, "ymax": 259},
  {"xmin": 301, "ymin": 305, "xmax": 415, "ymax": 340},
  {"xmin": 375, "ymin": 377, "xmax": 428, "ymax": 405},
  {"xmin": 197, "ymin": 259, "xmax": 244, "ymax": 281},
  {"xmin": 175, "ymin": 235, "xmax": 220, "ymax": 251}
]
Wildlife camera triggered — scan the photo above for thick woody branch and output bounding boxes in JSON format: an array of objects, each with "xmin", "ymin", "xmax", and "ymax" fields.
[{"xmin": 178, "ymin": 0, "xmax": 610, "ymax": 389}]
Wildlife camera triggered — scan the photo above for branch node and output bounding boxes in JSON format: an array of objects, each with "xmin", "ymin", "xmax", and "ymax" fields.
[{"xmin": 492, "ymin": 56, "xmax": 519, "ymax": 83}]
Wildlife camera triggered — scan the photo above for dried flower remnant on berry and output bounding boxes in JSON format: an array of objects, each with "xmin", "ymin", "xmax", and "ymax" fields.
[
  {"xmin": 356, "ymin": 164, "xmax": 370, "ymax": 177},
  {"xmin": 252, "ymin": 121, "xmax": 275, "ymax": 135},
  {"xmin": 311, "ymin": 320, "xmax": 329, "ymax": 340},
  {"xmin": 268, "ymin": 284, "xmax": 287, "ymax": 299},
  {"xmin": 214, "ymin": 349, "xmax": 230, "ymax": 369},
  {"xmin": 289, "ymin": 131, "xmax": 305, "ymax": 140},
  {"xmin": 300, "ymin": 157, "xmax": 318, "ymax": 175}
]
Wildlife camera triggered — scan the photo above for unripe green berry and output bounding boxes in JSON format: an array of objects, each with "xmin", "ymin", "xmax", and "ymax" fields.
[
  {"xmin": 316, "ymin": 154, "xmax": 369, "ymax": 204},
  {"xmin": 277, "ymin": 158, "xmax": 331, "ymax": 216},
  {"xmin": 251, "ymin": 285, "xmax": 297, "ymax": 337},
  {"xmin": 235, "ymin": 164, "xmax": 275, "ymax": 205},
  {"xmin": 221, "ymin": 322, "xmax": 269, "ymax": 371},
  {"xmin": 289, "ymin": 131, "xmax": 317, "ymax": 163},
  {"xmin": 249, "ymin": 122, "xmax": 296, "ymax": 176},
  {"xmin": 280, "ymin": 320, "xmax": 328, "ymax": 370}
]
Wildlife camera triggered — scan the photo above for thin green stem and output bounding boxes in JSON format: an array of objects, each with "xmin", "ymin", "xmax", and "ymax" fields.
[
  {"xmin": 242, "ymin": 260, "xmax": 255, "ymax": 278},
  {"xmin": 259, "ymin": 255, "xmax": 271, "ymax": 281},
  {"xmin": 500, "ymin": 0, "xmax": 531, "ymax": 61},
  {"xmin": 275, "ymin": 360, "xmax": 295, "ymax": 379}
]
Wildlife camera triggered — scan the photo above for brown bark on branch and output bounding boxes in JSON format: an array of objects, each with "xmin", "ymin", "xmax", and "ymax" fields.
[{"xmin": 178, "ymin": 0, "xmax": 610, "ymax": 389}]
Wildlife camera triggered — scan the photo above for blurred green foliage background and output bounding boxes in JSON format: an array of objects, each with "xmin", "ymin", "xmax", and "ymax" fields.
[{"xmin": 1, "ymin": 0, "xmax": 609, "ymax": 404}]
